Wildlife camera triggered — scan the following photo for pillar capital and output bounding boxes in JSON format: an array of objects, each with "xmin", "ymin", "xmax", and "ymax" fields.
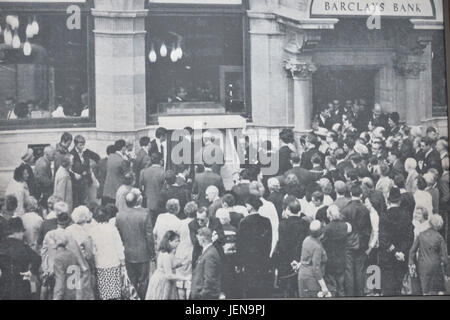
[
  {"xmin": 393, "ymin": 56, "xmax": 426, "ymax": 79},
  {"xmin": 284, "ymin": 58, "xmax": 317, "ymax": 80}
]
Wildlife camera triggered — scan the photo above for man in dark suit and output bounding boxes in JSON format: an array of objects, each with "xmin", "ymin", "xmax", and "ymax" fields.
[
  {"xmin": 190, "ymin": 227, "xmax": 222, "ymax": 299},
  {"xmin": 418, "ymin": 137, "xmax": 442, "ymax": 176},
  {"xmin": 285, "ymin": 154, "xmax": 323, "ymax": 186},
  {"xmin": 340, "ymin": 185, "xmax": 371, "ymax": 297},
  {"xmin": 35, "ymin": 146, "xmax": 56, "ymax": 208},
  {"xmin": 236, "ymin": 195, "xmax": 272, "ymax": 298},
  {"xmin": 189, "ymin": 207, "xmax": 225, "ymax": 268},
  {"xmin": 93, "ymin": 145, "xmax": 115, "ymax": 200},
  {"xmin": 149, "ymin": 127, "xmax": 168, "ymax": 169},
  {"xmin": 388, "ymin": 149, "xmax": 406, "ymax": 179},
  {"xmin": 159, "ymin": 170, "xmax": 190, "ymax": 218},
  {"xmin": 231, "ymin": 169, "xmax": 251, "ymax": 206},
  {"xmin": 300, "ymin": 134, "xmax": 323, "ymax": 170},
  {"xmin": 140, "ymin": 152, "xmax": 166, "ymax": 223},
  {"xmin": 272, "ymin": 199, "xmax": 309, "ymax": 298},
  {"xmin": 275, "ymin": 129, "xmax": 295, "ymax": 176},
  {"xmin": 134, "ymin": 136, "xmax": 150, "ymax": 188},
  {"xmin": 192, "ymin": 163, "xmax": 225, "ymax": 208},
  {"xmin": 103, "ymin": 140, "xmax": 128, "ymax": 205},
  {"xmin": 115, "ymin": 189, "xmax": 155, "ymax": 300},
  {"xmin": 70, "ymin": 135, "xmax": 100, "ymax": 208}
]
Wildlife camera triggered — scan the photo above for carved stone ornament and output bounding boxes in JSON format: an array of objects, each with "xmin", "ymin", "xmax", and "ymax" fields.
[
  {"xmin": 284, "ymin": 58, "xmax": 317, "ymax": 79},
  {"xmin": 284, "ymin": 30, "xmax": 321, "ymax": 55},
  {"xmin": 393, "ymin": 56, "xmax": 426, "ymax": 78}
]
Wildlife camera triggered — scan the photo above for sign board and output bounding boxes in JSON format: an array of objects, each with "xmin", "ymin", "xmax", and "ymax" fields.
[
  {"xmin": 310, "ymin": 0, "xmax": 436, "ymax": 18},
  {"xmin": 0, "ymin": 0, "xmax": 86, "ymax": 2},
  {"xmin": 150, "ymin": 0, "xmax": 242, "ymax": 4}
]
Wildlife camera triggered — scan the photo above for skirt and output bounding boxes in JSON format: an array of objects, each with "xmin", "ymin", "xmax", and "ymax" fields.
[
  {"xmin": 145, "ymin": 269, "xmax": 179, "ymax": 300},
  {"xmin": 96, "ymin": 266, "xmax": 121, "ymax": 300}
]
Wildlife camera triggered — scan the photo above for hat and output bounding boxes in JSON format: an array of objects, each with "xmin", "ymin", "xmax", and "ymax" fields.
[
  {"xmin": 388, "ymin": 187, "xmax": 402, "ymax": 203},
  {"xmin": 56, "ymin": 211, "xmax": 71, "ymax": 226},
  {"xmin": 21, "ymin": 148, "xmax": 34, "ymax": 164},
  {"xmin": 6, "ymin": 217, "xmax": 26, "ymax": 235},
  {"xmin": 246, "ymin": 194, "xmax": 263, "ymax": 211}
]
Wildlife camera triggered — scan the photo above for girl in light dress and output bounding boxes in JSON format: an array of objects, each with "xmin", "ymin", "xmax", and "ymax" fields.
[{"xmin": 145, "ymin": 231, "xmax": 189, "ymax": 300}]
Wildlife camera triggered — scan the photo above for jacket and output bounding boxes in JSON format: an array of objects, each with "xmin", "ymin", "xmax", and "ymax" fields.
[
  {"xmin": 341, "ymin": 199, "xmax": 371, "ymax": 252},
  {"xmin": 103, "ymin": 153, "xmax": 127, "ymax": 199},
  {"xmin": 190, "ymin": 244, "xmax": 222, "ymax": 299},
  {"xmin": 192, "ymin": 170, "xmax": 225, "ymax": 208},
  {"xmin": 140, "ymin": 165, "xmax": 165, "ymax": 212}
]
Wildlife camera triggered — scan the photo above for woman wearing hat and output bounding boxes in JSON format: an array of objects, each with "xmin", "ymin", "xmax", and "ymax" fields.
[
  {"xmin": 0, "ymin": 217, "xmax": 41, "ymax": 300},
  {"xmin": 294, "ymin": 220, "xmax": 330, "ymax": 298}
]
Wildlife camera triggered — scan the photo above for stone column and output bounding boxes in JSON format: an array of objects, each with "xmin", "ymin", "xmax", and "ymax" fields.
[
  {"xmin": 393, "ymin": 55, "xmax": 427, "ymax": 125},
  {"xmin": 92, "ymin": 0, "xmax": 148, "ymax": 132},
  {"xmin": 284, "ymin": 57, "xmax": 317, "ymax": 133}
]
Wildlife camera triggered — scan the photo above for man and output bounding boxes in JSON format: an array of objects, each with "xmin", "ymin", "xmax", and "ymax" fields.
[
  {"xmin": 134, "ymin": 136, "xmax": 150, "ymax": 187},
  {"xmin": 189, "ymin": 207, "xmax": 225, "ymax": 268},
  {"xmin": 20, "ymin": 149, "xmax": 38, "ymax": 199},
  {"xmin": 333, "ymin": 180, "xmax": 351, "ymax": 211},
  {"xmin": 221, "ymin": 193, "xmax": 246, "ymax": 230},
  {"xmin": 378, "ymin": 187, "xmax": 414, "ymax": 296},
  {"xmin": 140, "ymin": 152, "xmax": 165, "ymax": 222},
  {"xmin": 285, "ymin": 154, "xmax": 323, "ymax": 186},
  {"xmin": 70, "ymin": 135, "xmax": 100, "ymax": 207},
  {"xmin": 54, "ymin": 132, "xmax": 73, "ymax": 175},
  {"xmin": 301, "ymin": 134, "xmax": 323, "ymax": 170},
  {"xmin": 159, "ymin": 171, "xmax": 190, "ymax": 217},
  {"xmin": 394, "ymin": 175, "xmax": 416, "ymax": 223},
  {"xmin": 275, "ymin": 128, "xmax": 295, "ymax": 176},
  {"xmin": 35, "ymin": 146, "xmax": 56, "ymax": 208},
  {"xmin": 341, "ymin": 185, "xmax": 371, "ymax": 297},
  {"xmin": 206, "ymin": 185, "xmax": 222, "ymax": 218},
  {"xmin": 192, "ymin": 162, "xmax": 225, "ymax": 208},
  {"xmin": 149, "ymin": 127, "xmax": 168, "ymax": 169},
  {"xmin": 115, "ymin": 189, "xmax": 155, "ymax": 300},
  {"xmin": 103, "ymin": 140, "xmax": 127, "ymax": 205},
  {"xmin": 94, "ymin": 145, "xmax": 115, "ymax": 201},
  {"xmin": 5, "ymin": 97, "xmax": 17, "ymax": 120},
  {"xmin": 190, "ymin": 227, "xmax": 222, "ymax": 300},
  {"xmin": 370, "ymin": 103, "xmax": 388, "ymax": 129},
  {"xmin": 231, "ymin": 169, "xmax": 252, "ymax": 206},
  {"xmin": 266, "ymin": 177, "xmax": 285, "ymax": 220},
  {"xmin": 153, "ymin": 199, "xmax": 182, "ymax": 249},
  {"xmin": 0, "ymin": 195, "xmax": 17, "ymax": 240},
  {"xmin": 236, "ymin": 194, "xmax": 272, "ymax": 298},
  {"xmin": 273, "ymin": 199, "xmax": 309, "ymax": 298},
  {"xmin": 388, "ymin": 149, "xmax": 405, "ymax": 179},
  {"xmin": 418, "ymin": 137, "xmax": 442, "ymax": 176},
  {"xmin": 307, "ymin": 190, "xmax": 329, "ymax": 224}
]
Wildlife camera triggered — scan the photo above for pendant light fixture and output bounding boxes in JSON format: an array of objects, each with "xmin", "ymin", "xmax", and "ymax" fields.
[
  {"xmin": 26, "ymin": 23, "xmax": 34, "ymax": 39},
  {"xmin": 4, "ymin": 28, "xmax": 13, "ymax": 46},
  {"xmin": 24, "ymin": 40, "xmax": 32, "ymax": 56},
  {"xmin": 170, "ymin": 47, "xmax": 178, "ymax": 62},
  {"xmin": 12, "ymin": 30, "xmax": 21, "ymax": 49},
  {"xmin": 31, "ymin": 18, "xmax": 39, "ymax": 36},
  {"xmin": 160, "ymin": 42, "xmax": 167, "ymax": 57},
  {"xmin": 148, "ymin": 43, "xmax": 157, "ymax": 63}
]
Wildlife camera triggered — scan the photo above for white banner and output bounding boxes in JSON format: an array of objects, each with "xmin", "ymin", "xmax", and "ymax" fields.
[
  {"xmin": 150, "ymin": 0, "xmax": 242, "ymax": 4},
  {"xmin": 310, "ymin": 0, "xmax": 435, "ymax": 18}
]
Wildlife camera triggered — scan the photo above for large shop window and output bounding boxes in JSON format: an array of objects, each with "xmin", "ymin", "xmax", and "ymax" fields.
[
  {"xmin": 146, "ymin": 14, "xmax": 245, "ymax": 122},
  {"xmin": 0, "ymin": 7, "xmax": 93, "ymax": 129}
]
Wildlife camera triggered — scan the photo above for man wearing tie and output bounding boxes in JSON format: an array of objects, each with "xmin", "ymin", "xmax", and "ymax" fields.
[{"xmin": 149, "ymin": 127, "xmax": 168, "ymax": 170}]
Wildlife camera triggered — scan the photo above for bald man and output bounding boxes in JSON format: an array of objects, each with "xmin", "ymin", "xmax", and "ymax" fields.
[
  {"xmin": 206, "ymin": 185, "xmax": 222, "ymax": 218},
  {"xmin": 35, "ymin": 146, "xmax": 56, "ymax": 208}
]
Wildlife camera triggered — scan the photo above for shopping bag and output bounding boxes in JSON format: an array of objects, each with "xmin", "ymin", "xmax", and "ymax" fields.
[
  {"xmin": 401, "ymin": 274, "xmax": 413, "ymax": 295},
  {"xmin": 120, "ymin": 266, "xmax": 140, "ymax": 300}
]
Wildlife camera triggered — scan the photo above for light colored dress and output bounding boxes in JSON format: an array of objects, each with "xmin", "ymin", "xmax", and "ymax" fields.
[
  {"xmin": 145, "ymin": 252, "xmax": 179, "ymax": 300},
  {"xmin": 175, "ymin": 218, "xmax": 194, "ymax": 290},
  {"xmin": 54, "ymin": 166, "xmax": 73, "ymax": 214}
]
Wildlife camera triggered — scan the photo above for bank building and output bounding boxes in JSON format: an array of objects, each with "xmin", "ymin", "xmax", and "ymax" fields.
[{"xmin": 0, "ymin": 0, "xmax": 447, "ymax": 193}]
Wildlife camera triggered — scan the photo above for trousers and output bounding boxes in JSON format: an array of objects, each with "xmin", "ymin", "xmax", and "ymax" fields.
[
  {"xmin": 125, "ymin": 261, "xmax": 150, "ymax": 300},
  {"xmin": 344, "ymin": 249, "xmax": 367, "ymax": 297}
]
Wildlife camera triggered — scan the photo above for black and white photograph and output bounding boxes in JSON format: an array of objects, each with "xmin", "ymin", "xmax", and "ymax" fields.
[{"xmin": 0, "ymin": 0, "xmax": 449, "ymax": 302}]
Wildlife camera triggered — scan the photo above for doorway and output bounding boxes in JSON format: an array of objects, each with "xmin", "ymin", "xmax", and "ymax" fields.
[{"xmin": 312, "ymin": 68, "xmax": 376, "ymax": 115}]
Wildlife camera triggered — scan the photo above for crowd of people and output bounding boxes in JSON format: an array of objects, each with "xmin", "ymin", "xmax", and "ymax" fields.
[{"xmin": 0, "ymin": 99, "xmax": 449, "ymax": 299}]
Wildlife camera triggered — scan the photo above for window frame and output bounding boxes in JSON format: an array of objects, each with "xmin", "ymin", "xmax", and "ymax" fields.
[
  {"xmin": 0, "ymin": 0, "xmax": 95, "ymax": 130},
  {"xmin": 145, "ymin": 0, "xmax": 251, "ymax": 124}
]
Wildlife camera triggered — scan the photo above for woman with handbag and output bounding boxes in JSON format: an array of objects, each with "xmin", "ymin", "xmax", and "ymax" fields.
[{"xmin": 89, "ymin": 206, "xmax": 125, "ymax": 300}]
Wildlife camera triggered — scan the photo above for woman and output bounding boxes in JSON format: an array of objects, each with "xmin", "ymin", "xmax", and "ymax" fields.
[
  {"xmin": 65, "ymin": 205, "xmax": 96, "ymax": 300},
  {"xmin": 436, "ymin": 139, "xmax": 449, "ymax": 170},
  {"xmin": 20, "ymin": 197, "xmax": 43, "ymax": 254},
  {"xmin": 145, "ymin": 230, "xmax": 187, "ymax": 300},
  {"xmin": 295, "ymin": 220, "xmax": 330, "ymax": 298},
  {"xmin": 89, "ymin": 206, "xmax": 125, "ymax": 300},
  {"xmin": 5, "ymin": 164, "xmax": 31, "ymax": 216},
  {"xmin": 54, "ymin": 154, "xmax": 74, "ymax": 214},
  {"xmin": 375, "ymin": 163, "xmax": 394, "ymax": 201},
  {"xmin": 409, "ymin": 214, "xmax": 449, "ymax": 295},
  {"xmin": 405, "ymin": 158, "xmax": 419, "ymax": 193},
  {"xmin": 412, "ymin": 206, "xmax": 430, "ymax": 239},
  {"xmin": 52, "ymin": 229, "xmax": 82, "ymax": 300},
  {"xmin": 115, "ymin": 171, "xmax": 135, "ymax": 213},
  {"xmin": 414, "ymin": 176, "xmax": 433, "ymax": 217},
  {"xmin": 175, "ymin": 201, "xmax": 197, "ymax": 299}
]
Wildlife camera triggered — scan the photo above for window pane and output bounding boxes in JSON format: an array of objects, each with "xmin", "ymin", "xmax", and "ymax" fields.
[
  {"xmin": 0, "ymin": 12, "xmax": 89, "ymax": 121},
  {"xmin": 146, "ymin": 15, "xmax": 244, "ymax": 118}
]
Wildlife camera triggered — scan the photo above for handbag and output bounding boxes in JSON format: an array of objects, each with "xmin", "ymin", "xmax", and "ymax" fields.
[
  {"xmin": 401, "ymin": 273, "xmax": 413, "ymax": 295},
  {"xmin": 120, "ymin": 266, "xmax": 140, "ymax": 300}
]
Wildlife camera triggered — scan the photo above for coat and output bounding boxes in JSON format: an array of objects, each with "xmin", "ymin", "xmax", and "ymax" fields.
[
  {"xmin": 231, "ymin": 182, "xmax": 251, "ymax": 207},
  {"xmin": 34, "ymin": 156, "xmax": 53, "ymax": 198},
  {"xmin": 140, "ymin": 165, "xmax": 165, "ymax": 212},
  {"xmin": 103, "ymin": 153, "xmax": 127, "ymax": 200},
  {"xmin": 70, "ymin": 148, "xmax": 100, "ymax": 207},
  {"xmin": 190, "ymin": 244, "xmax": 222, "ymax": 299},
  {"xmin": 116, "ymin": 206, "xmax": 155, "ymax": 263},
  {"xmin": 192, "ymin": 170, "xmax": 225, "ymax": 208},
  {"xmin": 284, "ymin": 166, "xmax": 323, "ymax": 186},
  {"xmin": 53, "ymin": 247, "xmax": 81, "ymax": 300},
  {"xmin": 134, "ymin": 148, "xmax": 148, "ymax": 187},
  {"xmin": 418, "ymin": 149, "xmax": 442, "ymax": 176},
  {"xmin": 54, "ymin": 167, "xmax": 73, "ymax": 213},
  {"xmin": 189, "ymin": 217, "xmax": 225, "ymax": 268},
  {"xmin": 340, "ymin": 199, "xmax": 371, "ymax": 252},
  {"xmin": 276, "ymin": 145, "xmax": 294, "ymax": 175}
]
